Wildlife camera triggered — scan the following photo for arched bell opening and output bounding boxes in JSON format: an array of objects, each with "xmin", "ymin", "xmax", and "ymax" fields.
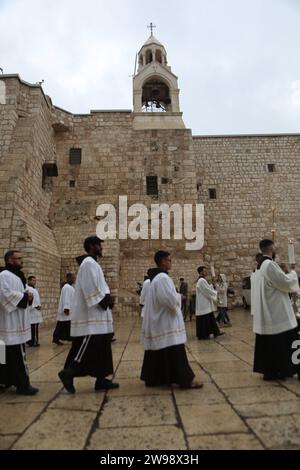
[
  {"xmin": 155, "ymin": 50, "xmax": 162, "ymax": 63},
  {"xmin": 141, "ymin": 79, "xmax": 171, "ymax": 112},
  {"xmin": 145, "ymin": 49, "xmax": 153, "ymax": 64},
  {"xmin": 138, "ymin": 54, "xmax": 144, "ymax": 67}
]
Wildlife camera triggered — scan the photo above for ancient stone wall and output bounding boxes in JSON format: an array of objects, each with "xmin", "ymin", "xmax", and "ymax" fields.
[
  {"xmin": 1, "ymin": 75, "xmax": 300, "ymax": 319},
  {"xmin": 0, "ymin": 77, "xmax": 61, "ymax": 322},
  {"xmin": 193, "ymin": 134, "xmax": 300, "ymax": 289}
]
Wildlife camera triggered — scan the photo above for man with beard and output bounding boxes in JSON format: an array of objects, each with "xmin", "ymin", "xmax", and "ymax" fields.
[
  {"xmin": 0, "ymin": 250, "xmax": 39, "ymax": 395},
  {"xmin": 58, "ymin": 236, "xmax": 119, "ymax": 393}
]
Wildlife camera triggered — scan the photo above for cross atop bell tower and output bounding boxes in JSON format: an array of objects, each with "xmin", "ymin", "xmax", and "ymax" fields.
[
  {"xmin": 132, "ymin": 30, "xmax": 185, "ymax": 130},
  {"xmin": 147, "ymin": 22, "xmax": 156, "ymax": 36}
]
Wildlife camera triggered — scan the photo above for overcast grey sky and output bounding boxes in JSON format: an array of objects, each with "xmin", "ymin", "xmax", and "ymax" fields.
[{"xmin": 1, "ymin": 0, "xmax": 300, "ymax": 135}]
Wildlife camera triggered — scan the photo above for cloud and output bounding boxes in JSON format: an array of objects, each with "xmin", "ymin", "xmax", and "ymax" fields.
[{"xmin": 1, "ymin": 0, "xmax": 300, "ymax": 134}]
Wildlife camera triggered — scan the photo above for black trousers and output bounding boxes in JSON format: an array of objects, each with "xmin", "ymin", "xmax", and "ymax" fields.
[
  {"xmin": 196, "ymin": 313, "xmax": 221, "ymax": 339},
  {"xmin": 63, "ymin": 334, "xmax": 114, "ymax": 379},
  {"xmin": 53, "ymin": 321, "xmax": 71, "ymax": 341},
  {"xmin": 27, "ymin": 324, "xmax": 39, "ymax": 346},
  {"xmin": 0, "ymin": 344, "xmax": 30, "ymax": 388},
  {"xmin": 141, "ymin": 344, "xmax": 195, "ymax": 387},
  {"xmin": 254, "ymin": 328, "xmax": 300, "ymax": 378}
]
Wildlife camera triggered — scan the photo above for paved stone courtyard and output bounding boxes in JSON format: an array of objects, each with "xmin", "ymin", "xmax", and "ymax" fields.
[{"xmin": 1, "ymin": 308, "xmax": 300, "ymax": 450}]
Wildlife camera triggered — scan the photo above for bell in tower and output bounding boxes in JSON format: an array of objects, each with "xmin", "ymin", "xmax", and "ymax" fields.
[{"xmin": 133, "ymin": 25, "xmax": 185, "ymax": 130}]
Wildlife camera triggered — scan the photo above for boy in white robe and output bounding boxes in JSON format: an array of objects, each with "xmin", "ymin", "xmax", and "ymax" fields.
[
  {"xmin": 26, "ymin": 276, "xmax": 43, "ymax": 347},
  {"xmin": 141, "ymin": 251, "xmax": 202, "ymax": 389},
  {"xmin": 195, "ymin": 266, "xmax": 224, "ymax": 340},
  {"xmin": 58, "ymin": 236, "xmax": 119, "ymax": 394},
  {"xmin": 253, "ymin": 239, "xmax": 300, "ymax": 381},
  {"xmin": 0, "ymin": 250, "xmax": 39, "ymax": 395},
  {"xmin": 53, "ymin": 273, "xmax": 75, "ymax": 345}
]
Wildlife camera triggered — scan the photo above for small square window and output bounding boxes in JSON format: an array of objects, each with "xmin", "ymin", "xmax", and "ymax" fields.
[
  {"xmin": 146, "ymin": 176, "xmax": 158, "ymax": 195},
  {"xmin": 209, "ymin": 188, "xmax": 217, "ymax": 199},
  {"xmin": 69, "ymin": 148, "xmax": 82, "ymax": 165},
  {"xmin": 267, "ymin": 164, "xmax": 275, "ymax": 173},
  {"xmin": 69, "ymin": 180, "xmax": 75, "ymax": 188},
  {"xmin": 161, "ymin": 177, "xmax": 169, "ymax": 184}
]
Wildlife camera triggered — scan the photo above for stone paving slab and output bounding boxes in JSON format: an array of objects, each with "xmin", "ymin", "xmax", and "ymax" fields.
[
  {"xmin": 211, "ymin": 371, "xmax": 270, "ymax": 389},
  {"xmin": 235, "ymin": 400, "xmax": 300, "ymax": 418},
  {"xmin": 0, "ymin": 403, "xmax": 46, "ymax": 434},
  {"xmin": 178, "ymin": 403, "xmax": 248, "ymax": 435},
  {"xmin": 0, "ymin": 435, "xmax": 19, "ymax": 450},
  {"xmin": 99, "ymin": 395, "xmax": 176, "ymax": 428},
  {"xmin": 224, "ymin": 385, "xmax": 298, "ymax": 405},
  {"xmin": 1, "ymin": 310, "xmax": 300, "ymax": 450},
  {"xmin": 188, "ymin": 433, "xmax": 264, "ymax": 450},
  {"xmin": 174, "ymin": 382, "xmax": 226, "ymax": 406},
  {"xmin": 200, "ymin": 359, "xmax": 251, "ymax": 374},
  {"xmin": 12, "ymin": 409, "xmax": 96, "ymax": 450},
  {"xmin": 246, "ymin": 414, "xmax": 300, "ymax": 449},
  {"xmin": 88, "ymin": 425, "xmax": 187, "ymax": 450}
]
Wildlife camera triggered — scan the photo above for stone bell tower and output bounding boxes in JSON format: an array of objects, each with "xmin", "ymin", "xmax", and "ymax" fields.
[{"xmin": 132, "ymin": 26, "xmax": 185, "ymax": 130}]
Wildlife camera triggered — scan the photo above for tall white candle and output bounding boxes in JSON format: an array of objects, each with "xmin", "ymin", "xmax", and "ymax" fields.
[
  {"xmin": 210, "ymin": 264, "xmax": 216, "ymax": 278},
  {"xmin": 288, "ymin": 241, "xmax": 295, "ymax": 264}
]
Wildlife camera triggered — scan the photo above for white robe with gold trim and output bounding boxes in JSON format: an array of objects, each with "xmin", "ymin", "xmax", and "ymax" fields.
[
  {"xmin": 0, "ymin": 270, "xmax": 31, "ymax": 345},
  {"xmin": 71, "ymin": 257, "xmax": 113, "ymax": 337},
  {"xmin": 26, "ymin": 285, "xmax": 43, "ymax": 324},
  {"xmin": 141, "ymin": 272, "xmax": 186, "ymax": 351}
]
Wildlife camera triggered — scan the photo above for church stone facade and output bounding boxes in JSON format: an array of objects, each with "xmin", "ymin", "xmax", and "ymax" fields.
[{"xmin": 1, "ymin": 34, "xmax": 300, "ymax": 321}]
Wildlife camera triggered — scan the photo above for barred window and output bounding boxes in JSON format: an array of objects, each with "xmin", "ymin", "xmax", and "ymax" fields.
[
  {"xmin": 69, "ymin": 148, "xmax": 82, "ymax": 165},
  {"xmin": 146, "ymin": 176, "xmax": 158, "ymax": 195},
  {"xmin": 209, "ymin": 188, "xmax": 217, "ymax": 199},
  {"xmin": 267, "ymin": 164, "xmax": 275, "ymax": 173}
]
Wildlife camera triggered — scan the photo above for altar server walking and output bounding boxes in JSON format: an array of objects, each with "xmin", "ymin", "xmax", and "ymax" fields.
[
  {"xmin": 26, "ymin": 276, "xmax": 43, "ymax": 347},
  {"xmin": 53, "ymin": 273, "xmax": 75, "ymax": 345},
  {"xmin": 195, "ymin": 266, "xmax": 223, "ymax": 340},
  {"xmin": 141, "ymin": 250, "xmax": 202, "ymax": 389},
  {"xmin": 58, "ymin": 236, "xmax": 119, "ymax": 393},
  {"xmin": 253, "ymin": 239, "xmax": 300, "ymax": 381},
  {"xmin": 0, "ymin": 250, "xmax": 39, "ymax": 395}
]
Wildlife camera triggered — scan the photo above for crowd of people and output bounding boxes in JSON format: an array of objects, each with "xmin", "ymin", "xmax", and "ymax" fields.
[{"xmin": 0, "ymin": 236, "xmax": 300, "ymax": 397}]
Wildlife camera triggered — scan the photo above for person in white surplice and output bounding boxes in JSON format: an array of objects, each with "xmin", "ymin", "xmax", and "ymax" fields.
[
  {"xmin": 26, "ymin": 275, "xmax": 43, "ymax": 347},
  {"xmin": 253, "ymin": 239, "xmax": 300, "ymax": 381},
  {"xmin": 141, "ymin": 250, "xmax": 203, "ymax": 389},
  {"xmin": 58, "ymin": 236, "xmax": 119, "ymax": 394},
  {"xmin": 52, "ymin": 273, "xmax": 75, "ymax": 345},
  {"xmin": 0, "ymin": 250, "xmax": 39, "ymax": 395},
  {"xmin": 195, "ymin": 266, "xmax": 224, "ymax": 340}
]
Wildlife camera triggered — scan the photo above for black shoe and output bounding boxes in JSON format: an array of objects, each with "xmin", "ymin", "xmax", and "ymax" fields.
[
  {"xmin": 26, "ymin": 342, "xmax": 34, "ymax": 347},
  {"xmin": 16, "ymin": 385, "xmax": 39, "ymax": 395},
  {"xmin": 215, "ymin": 332, "xmax": 225, "ymax": 337},
  {"xmin": 58, "ymin": 370, "xmax": 76, "ymax": 394},
  {"xmin": 32, "ymin": 343, "xmax": 40, "ymax": 347},
  {"xmin": 277, "ymin": 374, "xmax": 286, "ymax": 381},
  {"xmin": 263, "ymin": 374, "xmax": 278, "ymax": 381},
  {"xmin": 53, "ymin": 340, "xmax": 64, "ymax": 346},
  {"xmin": 95, "ymin": 378, "xmax": 119, "ymax": 391}
]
